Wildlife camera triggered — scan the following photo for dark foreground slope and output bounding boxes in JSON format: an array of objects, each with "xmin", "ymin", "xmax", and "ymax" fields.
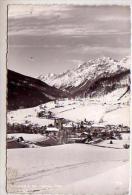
[{"xmin": 7, "ymin": 70, "xmax": 65, "ymax": 110}]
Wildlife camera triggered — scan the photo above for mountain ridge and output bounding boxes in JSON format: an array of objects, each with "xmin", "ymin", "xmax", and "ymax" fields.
[
  {"xmin": 38, "ymin": 56, "xmax": 130, "ymax": 97},
  {"xmin": 8, "ymin": 69, "xmax": 66, "ymax": 110}
]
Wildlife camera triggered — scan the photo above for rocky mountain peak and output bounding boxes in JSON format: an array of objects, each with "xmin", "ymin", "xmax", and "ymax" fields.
[{"xmin": 38, "ymin": 56, "xmax": 130, "ymax": 92}]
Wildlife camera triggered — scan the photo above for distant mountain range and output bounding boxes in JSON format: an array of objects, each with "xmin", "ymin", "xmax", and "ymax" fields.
[
  {"xmin": 8, "ymin": 56, "xmax": 130, "ymax": 110},
  {"xmin": 7, "ymin": 70, "xmax": 66, "ymax": 110},
  {"xmin": 38, "ymin": 56, "xmax": 130, "ymax": 98}
]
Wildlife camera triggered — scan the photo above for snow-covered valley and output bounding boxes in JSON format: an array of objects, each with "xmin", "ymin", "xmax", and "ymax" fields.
[
  {"xmin": 7, "ymin": 87, "xmax": 130, "ymax": 128},
  {"xmin": 7, "ymin": 56, "xmax": 130, "ymax": 195},
  {"xmin": 7, "ymin": 90, "xmax": 130, "ymax": 194}
]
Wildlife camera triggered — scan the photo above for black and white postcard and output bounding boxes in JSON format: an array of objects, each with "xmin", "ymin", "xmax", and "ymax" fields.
[{"xmin": 0, "ymin": 0, "xmax": 131, "ymax": 195}]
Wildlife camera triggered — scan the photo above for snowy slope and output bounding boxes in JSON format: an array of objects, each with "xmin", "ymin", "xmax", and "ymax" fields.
[
  {"xmin": 55, "ymin": 103, "xmax": 130, "ymax": 126},
  {"xmin": 60, "ymin": 163, "xmax": 129, "ymax": 195},
  {"xmin": 119, "ymin": 56, "xmax": 131, "ymax": 69},
  {"xmin": 7, "ymin": 105, "xmax": 54, "ymax": 128},
  {"xmin": 7, "ymin": 144, "xmax": 129, "ymax": 194},
  {"xmin": 7, "ymin": 93, "xmax": 130, "ymax": 130}
]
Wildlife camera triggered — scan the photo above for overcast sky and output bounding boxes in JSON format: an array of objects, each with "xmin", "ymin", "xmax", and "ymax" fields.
[{"xmin": 8, "ymin": 5, "xmax": 130, "ymax": 77}]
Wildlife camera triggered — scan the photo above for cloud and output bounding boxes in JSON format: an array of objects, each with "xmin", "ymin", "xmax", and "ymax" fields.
[
  {"xmin": 8, "ymin": 44, "xmax": 66, "ymax": 48},
  {"xmin": 7, "ymin": 5, "xmax": 130, "ymax": 77},
  {"xmin": 8, "ymin": 5, "xmax": 72, "ymax": 18},
  {"xmin": 98, "ymin": 15, "xmax": 130, "ymax": 22},
  {"xmin": 8, "ymin": 5, "xmax": 130, "ymax": 38},
  {"xmin": 8, "ymin": 22, "xmax": 130, "ymax": 36},
  {"xmin": 72, "ymin": 45, "xmax": 130, "ymax": 55}
]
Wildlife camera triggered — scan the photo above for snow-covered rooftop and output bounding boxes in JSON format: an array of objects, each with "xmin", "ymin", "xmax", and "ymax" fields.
[
  {"xmin": 63, "ymin": 124, "xmax": 73, "ymax": 128},
  {"xmin": 46, "ymin": 127, "xmax": 59, "ymax": 132},
  {"xmin": 92, "ymin": 124, "xmax": 106, "ymax": 128}
]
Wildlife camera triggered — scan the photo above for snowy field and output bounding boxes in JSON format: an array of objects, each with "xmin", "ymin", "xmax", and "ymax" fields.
[
  {"xmin": 94, "ymin": 133, "xmax": 130, "ymax": 149},
  {"xmin": 55, "ymin": 104, "xmax": 129, "ymax": 126},
  {"xmin": 7, "ymin": 105, "xmax": 54, "ymax": 127},
  {"xmin": 7, "ymin": 143, "xmax": 129, "ymax": 195},
  {"xmin": 7, "ymin": 95, "xmax": 130, "ymax": 127}
]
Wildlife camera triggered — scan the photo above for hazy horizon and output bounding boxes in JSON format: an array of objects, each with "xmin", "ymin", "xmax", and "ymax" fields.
[{"xmin": 8, "ymin": 5, "xmax": 130, "ymax": 78}]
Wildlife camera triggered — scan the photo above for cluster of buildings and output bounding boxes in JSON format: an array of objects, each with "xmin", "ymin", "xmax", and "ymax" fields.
[{"xmin": 7, "ymin": 106, "xmax": 130, "ymax": 148}]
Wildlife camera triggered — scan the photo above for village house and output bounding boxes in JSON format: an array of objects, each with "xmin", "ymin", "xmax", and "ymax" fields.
[
  {"xmin": 37, "ymin": 110, "xmax": 53, "ymax": 119},
  {"xmin": 45, "ymin": 127, "xmax": 59, "ymax": 136}
]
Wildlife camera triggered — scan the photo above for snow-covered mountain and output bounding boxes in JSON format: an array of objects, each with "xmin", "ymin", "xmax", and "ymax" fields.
[{"xmin": 38, "ymin": 56, "xmax": 130, "ymax": 97}]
